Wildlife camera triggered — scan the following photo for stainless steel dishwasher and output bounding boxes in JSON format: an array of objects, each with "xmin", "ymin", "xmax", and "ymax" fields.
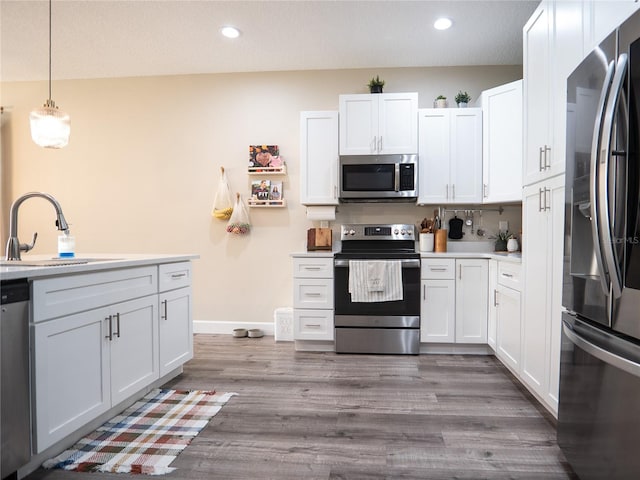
[{"xmin": 1, "ymin": 279, "xmax": 31, "ymax": 479}]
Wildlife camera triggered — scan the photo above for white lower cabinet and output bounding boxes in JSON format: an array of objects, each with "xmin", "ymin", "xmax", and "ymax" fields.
[
  {"xmin": 31, "ymin": 262, "xmax": 194, "ymax": 453},
  {"xmin": 292, "ymin": 256, "xmax": 334, "ymax": 343},
  {"xmin": 495, "ymin": 283, "xmax": 522, "ymax": 373},
  {"xmin": 33, "ymin": 294, "xmax": 159, "ymax": 452},
  {"xmin": 421, "ymin": 258, "xmax": 488, "ymax": 344},
  {"xmin": 487, "ymin": 260, "xmax": 498, "ymax": 351}
]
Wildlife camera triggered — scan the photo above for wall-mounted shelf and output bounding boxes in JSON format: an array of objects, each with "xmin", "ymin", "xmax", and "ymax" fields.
[
  {"xmin": 247, "ymin": 199, "xmax": 286, "ymax": 208},
  {"xmin": 247, "ymin": 165, "xmax": 287, "ymax": 175}
]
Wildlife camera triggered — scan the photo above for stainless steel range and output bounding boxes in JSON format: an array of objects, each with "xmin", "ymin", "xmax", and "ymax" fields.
[{"xmin": 334, "ymin": 224, "xmax": 420, "ymax": 354}]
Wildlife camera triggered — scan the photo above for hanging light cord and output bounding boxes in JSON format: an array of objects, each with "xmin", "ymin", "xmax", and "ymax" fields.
[{"xmin": 48, "ymin": 0, "xmax": 52, "ymax": 102}]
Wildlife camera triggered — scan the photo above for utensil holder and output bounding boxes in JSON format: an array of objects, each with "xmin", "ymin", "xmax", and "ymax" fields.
[
  {"xmin": 420, "ymin": 233, "xmax": 434, "ymax": 252},
  {"xmin": 434, "ymin": 230, "xmax": 447, "ymax": 252}
]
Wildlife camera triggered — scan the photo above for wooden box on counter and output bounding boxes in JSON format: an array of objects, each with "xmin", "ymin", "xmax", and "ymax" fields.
[{"xmin": 307, "ymin": 228, "xmax": 332, "ymax": 251}]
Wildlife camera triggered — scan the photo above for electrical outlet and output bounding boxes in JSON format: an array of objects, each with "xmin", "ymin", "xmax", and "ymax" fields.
[{"xmin": 499, "ymin": 220, "xmax": 509, "ymax": 232}]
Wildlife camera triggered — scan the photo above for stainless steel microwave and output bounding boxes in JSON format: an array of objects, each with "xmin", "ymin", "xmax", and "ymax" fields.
[{"xmin": 339, "ymin": 154, "xmax": 418, "ymax": 202}]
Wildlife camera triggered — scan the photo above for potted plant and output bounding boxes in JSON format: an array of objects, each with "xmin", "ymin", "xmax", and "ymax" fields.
[
  {"xmin": 434, "ymin": 95, "xmax": 447, "ymax": 108},
  {"xmin": 455, "ymin": 90, "xmax": 471, "ymax": 107},
  {"xmin": 494, "ymin": 231, "xmax": 511, "ymax": 252},
  {"xmin": 368, "ymin": 75, "xmax": 385, "ymax": 94}
]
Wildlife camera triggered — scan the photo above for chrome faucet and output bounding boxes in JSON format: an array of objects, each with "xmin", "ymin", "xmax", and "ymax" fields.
[{"xmin": 5, "ymin": 192, "xmax": 70, "ymax": 261}]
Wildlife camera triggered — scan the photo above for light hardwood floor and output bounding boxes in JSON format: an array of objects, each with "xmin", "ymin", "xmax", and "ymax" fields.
[{"xmin": 26, "ymin": 334, "xmax": 577, "ymax": 480}]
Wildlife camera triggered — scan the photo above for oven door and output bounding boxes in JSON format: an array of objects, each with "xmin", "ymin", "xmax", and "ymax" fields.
[{"xmin": 333, "ymin": 258, "xmax": 421, "ymax": 317}]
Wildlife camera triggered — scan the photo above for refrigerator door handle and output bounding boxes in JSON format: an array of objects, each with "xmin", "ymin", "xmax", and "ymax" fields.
[
  {"xmin": 563, "ymin": 321, "xmax": 640, "ymax": 379},
  {"xmin": 598, "ymin": 53, "xmax": 628, "ymax": 299},
  {"xmin": 589, "ymin": 59, "xmax": 616, "ymax": 297}
]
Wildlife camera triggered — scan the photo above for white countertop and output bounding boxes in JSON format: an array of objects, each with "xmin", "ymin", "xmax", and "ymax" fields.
[
  {"xmin": 420, "ymin": 251, "xmax": 522, "ymax": 263},
  {"xmin": 0, "ymin": 253, "xmax": 199, "ymax": 281}
]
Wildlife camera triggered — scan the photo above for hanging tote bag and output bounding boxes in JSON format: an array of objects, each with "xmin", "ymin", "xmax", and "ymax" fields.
[
  {"xmin": 226, "ymin": 193, "xmax": 251, "ymax": 235},
  {"xmin": 212, "ymin": 166, "xmax": 234, "ymax": 220}
]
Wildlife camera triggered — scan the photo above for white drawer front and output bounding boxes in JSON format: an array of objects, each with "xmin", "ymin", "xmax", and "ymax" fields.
[
  {"xmin": 293, "ymin": 278, "xmax": 333, "ymax": 309},
  {"xmin": 32, "ymin": 266, "xmax": 158, "ymax": 322},
  {"xmin": 292, "ymin": 257, "xmax": 333, "ymax": 278},
  {"xmin": 294, "ymin": 309, "xmax": 334, "ymax": 340},
  {"xmin": 159, "ymin": 262, "xmax": 192, "ymax": 292},
  {"xmin": 498, "ymin": 262, "xmax": 522, "ymax": 291},
  {"xmin": 421, "ymin": 259, "xmax": 456, "ymax": 279}
]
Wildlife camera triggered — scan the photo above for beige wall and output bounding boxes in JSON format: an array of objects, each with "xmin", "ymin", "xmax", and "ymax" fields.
[{"xmin": 0, "ymin": 65, "xmax": 522, "ymax": 326}]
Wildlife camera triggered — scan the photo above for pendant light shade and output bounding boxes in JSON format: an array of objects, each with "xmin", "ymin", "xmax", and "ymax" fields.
[{"xmin": 30, "ymin": 0, "xmax": 70, "ymax": 149}]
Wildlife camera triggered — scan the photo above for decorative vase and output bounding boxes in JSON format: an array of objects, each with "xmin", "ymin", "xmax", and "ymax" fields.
[
  {"xmin": 457, "ymin": 102, "xmax": 468, "ymax": 108},
  {"xmin": 507, "ymin": 238, "xmax": 519, "ymax": 252},
  {"xmin": 435, "ymin": 99, "xmax": 447, "ymax": 108},
  {"xmin": 495, "ymin": 239, "xmax": 507, "ymax": 252},
  {"xmin": 370, "ymin": 85, "xmax": 383, "ymax": 94}
]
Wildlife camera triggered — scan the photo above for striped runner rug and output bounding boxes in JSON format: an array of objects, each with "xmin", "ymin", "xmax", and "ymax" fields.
[{"xmin": 43, "ymin": 388, "xmax": 236, "ymax": 475}]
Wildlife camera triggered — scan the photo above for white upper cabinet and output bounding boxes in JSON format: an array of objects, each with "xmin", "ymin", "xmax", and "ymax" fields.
[
  {"xmin": 418, "ymin": 108, "xmax": 483, "ymax": 204},
  {"xmin": 480, "ymin": 80, "xmax": 523, "ymax": 203},
  {"xmin": 300, "ymin": 111, "xmax": 339, "ymax": 205},
  {"xmin": 339, "ymin": 93, "xmax": 418, "ymax": 155},
  {"xmin": 523, "ymin": 2, "xmax": 557, "ymax": 186},
  {"xmin": 584, "ymin": 0, "xmax": 640, "ymax": 51}
]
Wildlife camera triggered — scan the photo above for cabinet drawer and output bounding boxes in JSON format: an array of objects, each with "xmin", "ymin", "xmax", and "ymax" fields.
[
  {"xmin": 293, "ymin": 257, "xmax": 333, "ymax": 278},
  {"xmin": 421, "ymin": 259, "xmax": 455, "ymax": 279},
  {"xmin": 294, "ymin": 309, "xmax": 334, "ymax": 340},
  {"xmin": 498, "ymin": 262, "xmax": 522, "ymax": 291},
  {"xmin": 293, "ymin": 278, "xmax": 333, "ymax": 309},
  {"xmin": 32, "ymin": 266, "xmax": 158, "ymax": 322},
  {"xmin": 159, "ymin": 262, "xmax": 192, "ymax": 292}
]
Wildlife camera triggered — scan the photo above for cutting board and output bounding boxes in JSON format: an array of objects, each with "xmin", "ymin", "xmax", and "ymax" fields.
[{"xmin": 307, "ymin": 228, "xmax": 332, "ymax": 251}]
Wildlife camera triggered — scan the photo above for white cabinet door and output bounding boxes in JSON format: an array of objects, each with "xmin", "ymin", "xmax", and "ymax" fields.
[
  {"xmin": 159, "ymin": 287, "xmax": 193, "ymax": 377},
  {"xmin": 378, "ymin": 93, "xmax": 418, "ymax": 154},
  {"xmin": 418, "ymin": 108, "xmax": 482, "ymax": 204},
  {"xmin": 418, "ymin": 109, "xmax": 450, "ymax": 203},
  {"xmin": 585, "ymin": 1, "xmax": 640, "ymax": 51},
  {"xmin": 339, "ymin": 93, "xmax": 418, "ymax": 155},
  {"xmin": 481, "ymin": 80, "xmax": 523, "ymax": 203},
  {"xmin": 420, "ymin": 279, "xmax": 456, "ymax": 343},
  {"xmin": 339, "ymin": 94, "xmax": 377, "ymax": 155},
  {"xmin": 495, "ymin": 284, "xmax": 522, "ymax": 373},
  {"xmin": 522, "ymin": 175, "xmax": 564, "ymax": 407},
  {"xmin": 455, "ymin": 259, "xmax": 488, "ymax": 344},
  {"xmin": 450, "ymin": 109, "xmax": 483, "ymax": 203},
  {"xmin": 33, "ymin": 307, "xmax": 111, "ymax": 452},
  {"xmin": 300, "ymin": 111, "xmax": 339, "ymax": 205},
  {"xmin": 487, "ymin": 260, "xmax": 498, "ymax": 351},
  {"xmin": 110, "ymin": 296, "xmax": 159, "ymax": 405},
  {"xmin": 523, "ymin": 2, "xmax": 555, "ymax": 186}
]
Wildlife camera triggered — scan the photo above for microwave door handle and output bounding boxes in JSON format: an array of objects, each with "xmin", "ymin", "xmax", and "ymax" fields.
[
  {"xmin": 598, "ymin": 53, "xmax": 627, "ymax": 299},
  {"xmin": 394, "ymin": 163, "xmax": 400, "ymax": 191},
  {"xmin": 589, "ymin": 59, "xmax": 616, "ymax": 297}
]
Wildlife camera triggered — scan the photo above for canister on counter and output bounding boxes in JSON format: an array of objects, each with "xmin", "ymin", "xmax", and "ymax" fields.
[{"xmin": 434, "ymin": 229, "xmax": 447, "ymax": 252}]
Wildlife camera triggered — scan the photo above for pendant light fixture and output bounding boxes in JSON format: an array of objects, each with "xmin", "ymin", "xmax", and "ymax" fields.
[{"xmin": 29, "ymin": 0, "xmax": 70, "ymax": 149}]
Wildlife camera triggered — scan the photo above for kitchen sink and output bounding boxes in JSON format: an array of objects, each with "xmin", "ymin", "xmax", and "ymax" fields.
[{"xmin": 0, "ymin": 258, "xmax": 123, "ymax": 267}]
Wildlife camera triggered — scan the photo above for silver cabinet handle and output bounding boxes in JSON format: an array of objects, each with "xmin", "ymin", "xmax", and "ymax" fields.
[
  {"xmin": 378, "ymin": 136, "xmax": 383, "ymax": 152},
  {"xmin": 538, "ymin": 188, "xmax": 543, "ymax": 212},
  {"xmin": 171, "ymin": 272, "xmax": 187, "ymax": 279},
  {"xmin": 304, "ymin": 266, "xmax": 322, "ymax": 271},
  {"xmin": 452, "ymin": 184, "xmax": 455, "ymax": 200},
  {"xmin": 539, "ymin": 146, "xmax": 545, "ymax": 172},
  {"xmin": 371, "ymin": 136, "xmax": 377, "ymax": 153},
  {"xmin": 305, "ymin": 323, "xmax": 322, "ymax": 328},
  {"xmin": 446, "ymin": 184, "xmax": 449, "ymax": 199},
  {"xmin": 304, "ymin": 292, "xmax": 322, "ymax": 297},
  {"xmin": 483, "ymin": 183, "xmax": 488, "ymax": 198},
  {"xmin": 161, "ymin": 299, "xmax": 168, "ymax": 320},
  {"xmin": 545, "ymin": 187, "xmax": 551, "ymax": 211},
  {"xmin": 423, "ymin": 284, "xmax": 427, "ymax": 301},
  {"xmin": 458, "ymin": 264, "xmax": 462, "ymax": 280},
  {"xmin": 544, "ymin": 145, "xmax": 552, "ymax": 169},
  {"xmin": 501, "ymin": 273, "xmax": 513, "ymax": 278},
  {"xmin": 105, "ymin": 315, "xmax": 113, "ymax": 341},
  {"xmin": 494, "ymin": 289, "xmax": 498, "ymax": 306},
  {"xmin": 114, "ymin": 312, "xmax": 121, "ymax": 338},
  {"xmin": 429, "ymin": 267, "xmax": 447, "ymax": 272}
]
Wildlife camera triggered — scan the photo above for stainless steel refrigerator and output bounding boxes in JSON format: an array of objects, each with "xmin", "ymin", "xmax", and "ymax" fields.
[{"xmin": 559, "ymin": 10, "xmax": 640, "ymax": 479}]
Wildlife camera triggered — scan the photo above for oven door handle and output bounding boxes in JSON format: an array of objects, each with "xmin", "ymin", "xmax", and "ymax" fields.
[{"xmin": 334, "ymin": 259, "xmax": 420, "ymax": 268}]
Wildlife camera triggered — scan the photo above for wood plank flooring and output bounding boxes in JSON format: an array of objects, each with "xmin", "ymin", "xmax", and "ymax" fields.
[{"xmin": 25, "ymin": 334, "xmax": 577, "ymax": 480}]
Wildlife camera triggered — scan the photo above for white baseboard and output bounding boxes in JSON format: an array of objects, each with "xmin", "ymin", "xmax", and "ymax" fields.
[{"xmin": 193, "ymin": 320, "xmax": 275, "ymax": 336}]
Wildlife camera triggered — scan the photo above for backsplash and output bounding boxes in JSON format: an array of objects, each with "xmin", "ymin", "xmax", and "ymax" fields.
[{"xmin": 332, "ymin": 203, "xmax": 522, "ymax": 245}]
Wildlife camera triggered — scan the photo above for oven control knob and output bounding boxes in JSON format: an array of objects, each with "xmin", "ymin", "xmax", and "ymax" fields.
[
  {"xmin": 394, "ymin": 228, "xmax": 399, "ymax": 235},
  {"xmin": 401, "ymin": 229, "xmax": 406, "ymax": 235},
  {"xmin": 349, "ymin": 229, "xmax": 356, "ymax": 236}
]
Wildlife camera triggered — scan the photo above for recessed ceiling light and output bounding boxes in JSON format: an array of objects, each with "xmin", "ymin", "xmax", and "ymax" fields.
[
  {"xmin": 434, "ymin": 18, "xmax": 453, "ymax": 30},
  {"xmin": 221, "ymin": 26, "xmax": 241, "ymax": 38}
]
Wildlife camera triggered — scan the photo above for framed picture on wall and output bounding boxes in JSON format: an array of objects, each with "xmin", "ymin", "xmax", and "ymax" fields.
[{"xmin": 248, "ymin": 145, "xmax": 283, "ymax": 170}]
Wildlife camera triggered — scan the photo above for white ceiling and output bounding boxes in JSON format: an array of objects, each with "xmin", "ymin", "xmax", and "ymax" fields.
[{"xmin": 0, "ymin": 0, "xmax": 539, "ymax": 82}]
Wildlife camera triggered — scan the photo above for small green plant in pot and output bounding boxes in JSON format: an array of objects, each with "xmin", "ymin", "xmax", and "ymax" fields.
[
  {"xmin": 368, "ymin": 75, "xmax": 385, "ymax": 94},
  {"xmin": 455, "ymin": 90, "xmax": 471, "ymax": 107},
  {"xmin": 494, "ymin": 231, "xmax": 511, "ymax": 252},
  {"xmin": 435, "ymin": 95, "xmax": 447, "ymax": 108}
]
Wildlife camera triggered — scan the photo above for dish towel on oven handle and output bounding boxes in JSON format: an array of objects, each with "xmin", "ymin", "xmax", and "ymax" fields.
[{"xmin": 348, "ymin": 260, "xmax": 403, "ymax": 302}]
